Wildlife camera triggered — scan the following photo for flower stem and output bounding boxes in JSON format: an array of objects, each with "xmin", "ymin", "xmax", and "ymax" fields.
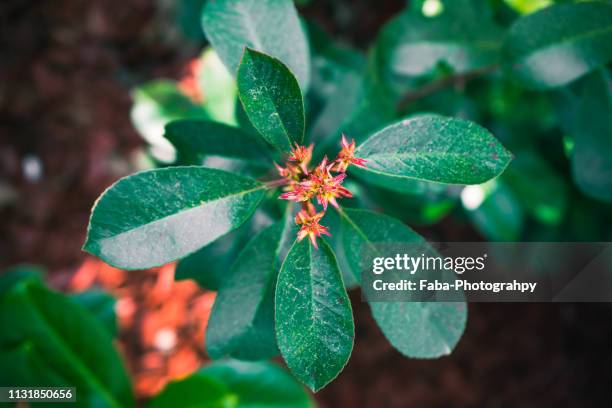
[{"xmin": 264, "ymin": 178, "xmax": 288, "ymax": 189}]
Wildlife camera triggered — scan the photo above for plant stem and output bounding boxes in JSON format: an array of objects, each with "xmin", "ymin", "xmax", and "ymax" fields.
[
  {"xmin": 396, "ymin": 64, "xmax": 499, "ymax": 110},
  {"xmin": 264, "ymin": 178, "xmax": 288, "ymax": 189}
]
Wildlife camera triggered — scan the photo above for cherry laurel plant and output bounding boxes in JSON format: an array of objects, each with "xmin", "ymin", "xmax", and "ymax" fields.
[
  {"xmin": 85, "ymin": 50, "xmax": 512, "ymax": 391},
  {"xmin": 84, "ymin": 2, "xmax": 520, "ymax": 392}
]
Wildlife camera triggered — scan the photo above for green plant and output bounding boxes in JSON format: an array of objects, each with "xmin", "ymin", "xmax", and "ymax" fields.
[
  {"xmin": 149, "ymin": 360, "xmax": 313, "ymax": 408},
  {"xmin": 90, "ymin": 0, "xmax": 612, "ymax": 394},
  {"xmin": 0, "ymin": 267, "xmax": 312, "ymax": 408},
  {"xmin": 0, "ymin": 267, "xmax": 133, "ymax": 408}
]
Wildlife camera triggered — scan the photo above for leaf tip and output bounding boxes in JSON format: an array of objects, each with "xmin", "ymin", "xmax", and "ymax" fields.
[{"xmin": 81, "ymin": 232, "xmax": 97, "ymax": 255}]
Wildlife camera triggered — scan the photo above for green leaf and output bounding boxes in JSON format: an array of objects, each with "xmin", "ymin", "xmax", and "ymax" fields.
[
  {"xmin": 338, "ymin": 208, "xmax": 429, "ymax": 284},
  {"xmin": 206, "ymin": 220, "xmax": 294, "ymax": 360},
  {"xmin": 463, "ymin": 180, "xmax": 525, "ymax": 241},
  {"xmin": 150, "ymin": 360, "xmax": 313, "ymax": 408},
  {"xmin": 305, "ymin": 24, "xmax": 395, "ymax": 152},
  {"xmin": 502, "ymin": 2, "xmax": 612, "ymax": 89},
  {"xmin": 131, "ymin": 80, "xmax": 208, "ymax": 162},
  {"xmin": 83, "ymin": 167, "xmax": 266, "ymax": 270},
  {"xmin": 0, "ymin": 341, "xmax": 67, "ymax": 390},
  {"xmin": 199, "ymin": 360, "xmax": 313, "ymax": 408},
  {"xmin": 275, "ymin": 239, "xmax": 354, "ymax": 391},
  {"xmin": 202, "ymin": 0, "xmax": 310, "ymax": 90},
  {"xmin": 353, "ymin": 115, "xmax": 512, "ymax": 187},
  {"xmin": 337, "ymin": 208, "xmax": 467, "ymax": 358},
  {"xmin": 237, "ymin": 49, "xmax": 305, "ymax": 152},
  {"xmin": 370, "ymin": 301, "xmax": 467, "ymax": 358},
  {"xmin": 306, "ymin": 22, "xmax": 365, "ymax": 104},
  {"xmin": 503, "ymin": 150, "xmax": 567, "ymax": 224},
  {"xmin": 175, "ymin": 209, "xmax": 272, "ymax": 290},
  {"xmin": 503, "ymin": 0, "xmax": 552, "ymax": 15},
  {"xmin": 175, "ymin": 230, "xmax": 241, "ymax": 290},
  {"xmin": 351, "ymin": 152, "xmax": 455, "ymax": 195},
  {"xmin": 305, "ymin": 22, "xmax": 366, "ymax": 138},
  {"xmin": 342, "ymin": 55, "xmax": 397, "ymax": 143},
  {"xmin": 235, "ymin": 97, "xmax": 260, "ymax": 137},
  {"xmin": 359, "ymin": 180, "xmax": 458, "ymax": 226},
  {"xmin": 148, "ymin": 374, "xmax": 229, "ymax": 408},
  {"xmin": 311, "ymin": 68, "xmax": 396, "ymax": 149},
  {"xmin": 320, "ymin": 210, "xmax": 360, "ymax": 289},
  {"xmin": 70, "ymin": 290, "xmax": 118, "ymax": 337},
  {"xmin": 0, "ymin": 264, "xmax": 44, "ymax": 296},
  {"xmin": 309, "ymin": 71, "xmax": 363, "ymax": 144},
  {"xmin": 198, "ymin": 48, "xmax": 238, "ymax": 125},
  {"xmin": 571, "ymin": 71, "xmax": 612, "ymax": 202},
  {"xmin": 164, "ymin": 120, "xmax": 270, "ymax": 170},
  {"xmin": 374, "ymin": 1, "xmax": 502, "ymax": 94},
  {"xmin": 177, "ymin": 0, "xmax": 207, "ymax": 42},
  {"xmin": 0, "ymin": 280, "xmax": 133, "ymax": 407}
]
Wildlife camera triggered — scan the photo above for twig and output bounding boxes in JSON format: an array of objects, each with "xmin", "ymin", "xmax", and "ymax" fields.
[
  {"xmin": 397, "ymin": 64, "xmax": 499, "ymax": 110},
  {"xmin": 264, "ymin": 178, "xmax": 288, "ymax": 189}
]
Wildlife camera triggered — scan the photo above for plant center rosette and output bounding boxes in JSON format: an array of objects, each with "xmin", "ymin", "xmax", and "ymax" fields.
[{"xmin": 274, "ymin": 135, "xmax": 366, "ymax": 248}]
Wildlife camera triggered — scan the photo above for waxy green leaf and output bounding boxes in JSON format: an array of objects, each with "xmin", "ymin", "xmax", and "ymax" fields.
[
  {"xmin": 502, "ymin": 2, "xmax": 612, "ymax": 89},
  {"xmin": 206, "ymin": 220, "xmax": 294, "ymax": 360},
  {"xmin": 370, "ymin": 301, "xmax": 467, "ymax": 359},
  {"xmin": 70, "ymin": 290, "xmax": 118, "ymax": 337},
  {"xmin": 148, "ymin": 374, "xmax": 229, "ymax": 408},
  {"xmin": 309, "ymin": 72, "xmax": 363, "ymax": 144},
  {"xmin": 174, "ymin": 209, "xmax": 273, "ymax": 291},
  {"xmin": 84, "ymin": 167, "xmax": 265, "ymax": 270},
  {"xmin": 150, "ymin": 360, "xmax": 313, "ymax": 408},
  {"xmin": 306, "ymin": 22, "xmax": 370, "ymax": 145},
  {"xmin": 202, "ymin": 0, "xmax": 310, "ymax": 90},
  {"xmin": 354, "ymin": 115, "xmax": 512, "ymax": 188},
  {"xmin": 503, "ymin": 151, "xmax": 567, "ymax": 225},
  {"xmin": 164, "ymin": 119, "xmax": 270, "ymax": 169},
  {"xmin": 359, "ymin": 181, "xmax": 458, "ymax": 226},
  {"xmin": 571, "ymin": 71, "xmax": 612, "ymax": 202},
  {"xmin": 237, "ymin": 49, "xmax": 305, "ymax": 152},
  {"xmin": 375, "ymin": 1, "xmax": 503, "ymax": 93},
  {"xmin": 337, "ymin": 208, "xmax": 467, "ymax": 358},
  {"xmin": 312, "ymin": 61, "xmax": 397, "ymax": 154},
  {"xmin": 306, "ymin": 21, "xmax": 365, "ymax": 103},
  {"xmin": 0, "ymin": 277, "xmax": 133, "ymax": 408},
  {"xmin": 175, "ymin": 229, "xmax": 243, "ymax": 291},
  {"xmin": 199, "ymin": 360, "xmax": 313, "ymax": 408},
  {"xmin": 320, "ymin": 210, "xmax": 360, "ymax": 289},
  {"xmin": 275, "ymin": 239, "xmax": 354, "ymax": 391},
  {"xmin": 338, "ymin": 208, "xmax": 425, "ymax": 284}
]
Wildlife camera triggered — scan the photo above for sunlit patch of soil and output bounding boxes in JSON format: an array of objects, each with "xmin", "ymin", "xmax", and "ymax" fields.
[{"xmin": 68, "ymin": 258, "xmax": 215, "ymax": 398}]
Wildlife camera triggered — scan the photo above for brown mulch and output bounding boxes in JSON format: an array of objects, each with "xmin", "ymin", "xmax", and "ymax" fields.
[
  {"xmin": 318, "ymin": 296, "xmax": 612, "ymax": 407},
  {"xmin": 0, "ymin": 0, "xmax": 195, "ymax": 271},
  {"xmin": 65, "ymin": 259, "xmax": 214, "ymax": 399}
]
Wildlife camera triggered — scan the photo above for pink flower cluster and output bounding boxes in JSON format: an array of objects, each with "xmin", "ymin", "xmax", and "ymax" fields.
[{"xmin": 276, "ymin": 135, "xmax": 366, "ymax": 248}]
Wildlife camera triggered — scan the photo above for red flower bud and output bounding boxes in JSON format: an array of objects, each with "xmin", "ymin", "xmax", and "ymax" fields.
[
  {"xmin": 333, "ymin": 134, "xmax": 367, "ymax": 172},
  {"xmin": 295, "ymin": 206, "xmax": 330, "ymax": 249},
  {"xmin": 288, "ymin": 143, "xmax": 314, "ymax": 174}
]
